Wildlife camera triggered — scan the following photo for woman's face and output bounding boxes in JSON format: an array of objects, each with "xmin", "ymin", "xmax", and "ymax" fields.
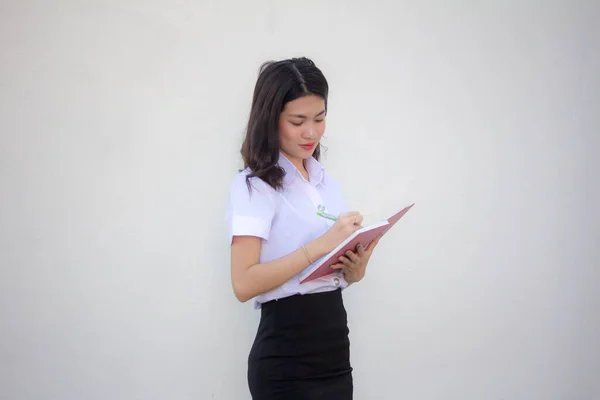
[{"xmin": 278, "ymin": 94, "xmax": 326, "ymax": 165}]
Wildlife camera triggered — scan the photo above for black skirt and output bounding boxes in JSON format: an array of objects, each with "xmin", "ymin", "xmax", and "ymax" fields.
[{"xmin": 248, "ymin": 288, "xmax": 353, "ymax": 400}]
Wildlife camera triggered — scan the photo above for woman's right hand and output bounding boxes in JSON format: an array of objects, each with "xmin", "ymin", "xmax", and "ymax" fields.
[{"xmin": 320, "ymin": 211, "xmax": 363, "ymax": 252}]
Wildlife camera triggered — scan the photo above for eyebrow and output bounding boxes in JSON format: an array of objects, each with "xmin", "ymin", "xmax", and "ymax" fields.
[{"xmin": 288, "ymin": 109, "xmax": 326, "ymax": 118}]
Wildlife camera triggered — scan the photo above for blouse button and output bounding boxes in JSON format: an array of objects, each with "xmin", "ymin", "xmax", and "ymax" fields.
[{"xmin": 333, "ymin": 277, "xmax": 340, "ymax": 286}]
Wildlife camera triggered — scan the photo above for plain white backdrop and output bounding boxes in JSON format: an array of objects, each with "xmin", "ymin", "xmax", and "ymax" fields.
[{"xmin": 1, "ymin": 1, "xmax": 599, "ymax": 399}]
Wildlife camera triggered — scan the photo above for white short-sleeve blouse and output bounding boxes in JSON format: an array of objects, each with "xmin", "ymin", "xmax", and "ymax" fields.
[{"xmin": 226, "ymin": 152, "xmax": 350, "ymax": 308}]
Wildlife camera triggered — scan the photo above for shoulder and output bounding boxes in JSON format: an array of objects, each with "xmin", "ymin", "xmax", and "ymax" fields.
[
  {"xmin": 226, "ymin": 169, "xmax": 278, "ymax": 241},
  {"xmin": 229, "ymin": 168, "xmax": 277, "ymax": 200}
]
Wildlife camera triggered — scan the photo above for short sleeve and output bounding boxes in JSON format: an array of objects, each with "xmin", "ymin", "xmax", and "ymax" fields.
[{"xmin": 226, "ymin": 173, "xmax": 277, "ymax": 243}]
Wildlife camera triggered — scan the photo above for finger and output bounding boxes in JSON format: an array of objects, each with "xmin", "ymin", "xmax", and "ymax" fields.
[
  {"xmin": 366, "ymin": 234, "xmax": 383, "ymax": 252},
  {"xmin": 352, "ymin": 217, "xmax": 364, "ymax": 231},
  {"xmin": 345, "ymin": 250, "xmax": 360, "ymax": 263},
  {"xmin": 347, "ymin": 214, "xmax": 363, "ymax": 228},
  {"xmin": 338, "ymin": 255, "xmax": 353, "ymax": 267},
  {"xmin": 356, "ymin": 244, "xmax": 365, "ymax": 257},
  {"xmin": 330, "ymin": 262, "xmax": 344, "ymax": 270},
  {"xmin": 340, "ymin": 211, "xmax": 361, "ymax": 219},
  {"xmin": 340, "ymin": 212, "xmax": 362, "ymax": 223}
]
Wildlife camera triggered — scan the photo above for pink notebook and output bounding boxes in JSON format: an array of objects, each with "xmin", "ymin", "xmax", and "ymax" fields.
[{"xmin": 299, "ymin": 203, "xmax": 415, "ymax": 283}]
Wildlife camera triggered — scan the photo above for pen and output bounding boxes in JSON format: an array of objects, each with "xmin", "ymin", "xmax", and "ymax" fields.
[{"xmin": 316, "ymin": 210, "xmax": 337, "ymax": 221}]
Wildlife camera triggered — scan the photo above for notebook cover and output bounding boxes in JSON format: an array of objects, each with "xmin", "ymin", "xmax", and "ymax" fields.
[{"xmin": 299, "ymin": 203, "xmax": 415, "ymax": 283}]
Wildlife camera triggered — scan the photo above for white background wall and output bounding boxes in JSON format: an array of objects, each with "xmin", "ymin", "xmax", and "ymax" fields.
[{"xmin": 1, "ymin": 1, "xmax": 599, "ymax": 399}]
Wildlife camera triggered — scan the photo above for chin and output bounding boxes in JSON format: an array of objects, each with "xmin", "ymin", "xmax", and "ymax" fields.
[{"xmin": 282, "ymin": 146, "xmax": 316, "ymax": 162}]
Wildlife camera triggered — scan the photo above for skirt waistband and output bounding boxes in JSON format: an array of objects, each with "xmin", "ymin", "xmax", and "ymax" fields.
[{"xmin": 261, "ymin": 288, "xmax": 343, "ymax": 309}]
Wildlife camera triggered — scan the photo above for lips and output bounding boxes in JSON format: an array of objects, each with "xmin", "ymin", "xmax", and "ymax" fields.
[{"xmin": 300, "ymin": 143, "xmax": 316, "ymax": 150}]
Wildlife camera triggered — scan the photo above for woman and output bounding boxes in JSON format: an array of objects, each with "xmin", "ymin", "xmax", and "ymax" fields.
[{"xmin": 226, "ymin": 57, "xmax": 383, "ymax": 399}]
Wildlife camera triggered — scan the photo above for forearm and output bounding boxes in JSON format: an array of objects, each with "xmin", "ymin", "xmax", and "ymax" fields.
[{"xmin": 235, "ymin": 236, "xmax": 330, "ymax": 302}]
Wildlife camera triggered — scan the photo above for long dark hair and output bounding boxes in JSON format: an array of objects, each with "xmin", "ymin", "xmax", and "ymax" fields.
[{"xmin": 241, "ymin": 57, "xmax": 329, "ymax": 191}]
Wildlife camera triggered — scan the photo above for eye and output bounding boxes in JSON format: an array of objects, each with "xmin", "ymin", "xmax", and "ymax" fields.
[
  {"xmin": 315, "ymin": 119, "xmax": 324, "ymax": 123},
  {"xmin": 290, "ymin": 121, "xmax": 303, "ymax": 126}
]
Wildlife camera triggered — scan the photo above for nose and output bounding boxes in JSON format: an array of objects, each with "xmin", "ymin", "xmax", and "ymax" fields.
[{"xmin": 303, "ymin": 124, "xmax": 315, "ymax": 139}]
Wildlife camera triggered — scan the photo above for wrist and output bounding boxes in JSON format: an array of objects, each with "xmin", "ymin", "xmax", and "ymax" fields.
[{"xmin": 305, "ymin": 236, "xmax": 331, "ymax": 261}]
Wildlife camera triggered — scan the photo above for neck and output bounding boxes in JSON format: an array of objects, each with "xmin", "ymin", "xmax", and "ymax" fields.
[
  {"xmin": 282, "ymin": 152, "xmax": 310, "ymax": 181},
  {"xmin": 291, "ymin": 158, "xmax": 305, "ymax": 172}
]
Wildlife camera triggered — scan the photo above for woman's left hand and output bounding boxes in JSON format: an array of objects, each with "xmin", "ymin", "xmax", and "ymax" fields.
[{"xmin": 331, "ymin": 234, "xmax": 383, "ymax": 283}]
